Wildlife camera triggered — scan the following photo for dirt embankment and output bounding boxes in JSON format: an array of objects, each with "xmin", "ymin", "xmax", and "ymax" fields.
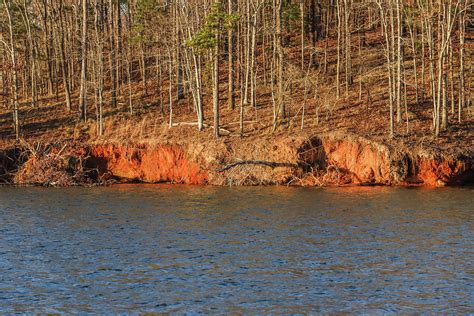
[
  {"xmin": 1, "ymin": 133, "xmax": 473, "ymax": 187},
  {"xmin": 85, "ymin": 144, "xmax": 209, "ymax": 184}
]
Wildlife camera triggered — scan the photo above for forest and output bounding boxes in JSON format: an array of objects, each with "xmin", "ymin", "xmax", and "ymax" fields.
[{"xmin": 0, "ymin": 0, "xmax": 472, "ymax": 145}]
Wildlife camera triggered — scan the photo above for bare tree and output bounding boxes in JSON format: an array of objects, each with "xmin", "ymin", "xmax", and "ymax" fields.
[
  {"xmin": 79, "ymin": 0, "xmax": 88, "ymax": 121},
  {"xmin": 2, "ymin": 0, "xmax": 20, "ymax": 139}
]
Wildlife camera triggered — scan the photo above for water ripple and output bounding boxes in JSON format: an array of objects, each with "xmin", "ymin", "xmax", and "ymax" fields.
[{"xmin": 0, "ymin": 185, "xmax": 472, "ymax": 313}]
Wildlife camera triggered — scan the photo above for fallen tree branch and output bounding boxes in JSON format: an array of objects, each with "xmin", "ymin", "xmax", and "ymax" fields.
[
  {"xmin": 218, "ymin": 160, "xmax": 298, "ymax": 172},
  {"xmin": 208, "ymin": 126, "xmax": 231, "ymax": 135},
  {"xmin": 171, "ymin": 122, "xmax": 202, "ymax": 127}
]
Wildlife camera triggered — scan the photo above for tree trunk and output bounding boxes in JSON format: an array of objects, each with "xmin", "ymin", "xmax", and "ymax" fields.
[
  {"xmin": 4, "ymin": 0, "xmax": 20, "ymax": 139},
  {"xmin": 93, "ymin": 0, "xmax": 104, "ymax": 136},
  {"xmin": 300, "ymin": 0, "xmax": 304, "ymax": 71},
  {"xmin": 458, "ymin": 6, "xmax": 465, "ymax": 123},
  {"xmin": 227, "ymin": 0, "xmax": 235, "ymax": 110},
  {"xmin": 109, "ymin": 0, "xmax": 117, "ymax": 108},
  {"xmin": 57, "ymin": 0, "xmax": 72, "ymax": 111},
  {"xmin": 213, "ymin": 31, "xmax": 220, "ymax": 137},
  {"xmin": 343, "ymin": 0, "xmax": 352, "ymax": 97},
  {"xmin": 168, "ymin": 50, "xmax": 173, "ymax": 128},
  {"xmin": 79, "ymin": 0, "xmax": 88, "ymax": 121},
  {"xmin": 276, "ymin": 0, "xmax": 285, "ymax": 120},
  {"xmin": 376, "ymin": 0, "xmax": 394, "ymax": 137},
  {"xmin": 395, "ymin": 0, "xmax": 402, "ymax": 122},
  {"xmin": 336, "ymin": 0, "xmax": 342, "ymax": 99}
]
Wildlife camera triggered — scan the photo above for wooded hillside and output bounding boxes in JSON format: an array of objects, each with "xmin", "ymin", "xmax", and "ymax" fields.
[{"xmin": 0, "ymin": 0, "xmax": 472, "ymax": 145}]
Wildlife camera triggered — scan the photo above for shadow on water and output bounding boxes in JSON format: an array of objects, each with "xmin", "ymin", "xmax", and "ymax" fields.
[{"xmin": 0, "ymin": 185, "xmax": 472, "ymax": 313}]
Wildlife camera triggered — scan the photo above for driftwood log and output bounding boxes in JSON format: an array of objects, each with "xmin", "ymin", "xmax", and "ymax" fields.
[{"xmin": 218, "ymin": 160, "xmax": 298, "ymax": 172}]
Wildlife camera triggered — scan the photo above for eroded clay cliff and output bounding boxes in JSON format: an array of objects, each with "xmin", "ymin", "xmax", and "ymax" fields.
[{"xmin": 1, "ymin": 133, "xmax": 472, "ymax": 186}]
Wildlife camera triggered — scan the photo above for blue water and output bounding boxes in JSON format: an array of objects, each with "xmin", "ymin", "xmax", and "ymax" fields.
[{"xmin": 0, "ymin": 185, "xmax": 473, "ymax": 313}]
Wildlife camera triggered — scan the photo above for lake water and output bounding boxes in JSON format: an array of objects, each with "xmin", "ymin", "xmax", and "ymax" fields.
[{"xmin": 0, "ymin": 185, "xmax": 472, "ymax": 313}]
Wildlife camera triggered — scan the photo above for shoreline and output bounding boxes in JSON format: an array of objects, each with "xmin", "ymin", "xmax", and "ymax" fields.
[{"xmin": 1, "ymin": 132, "xmax": 473, "ymax": 187}]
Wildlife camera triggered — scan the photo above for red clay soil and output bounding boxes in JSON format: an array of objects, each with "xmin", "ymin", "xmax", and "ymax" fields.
[
  {"xmin": 88, "ymin": 144, "xmax": 208, "ymax": 184},
  {"xmin": 319, "ymin": 137, "xmax": 392, "ymax": 184},
  {"xmin": 46, "ymin": 133, "xmax": 469, "ymax": 187},
  {"xmin": 2, "ymin": 132, "xmax": 472, "ymax": 186},
  {"xmin": 417, "ymin": 159, "xmax": 473, "ymax": 186}
]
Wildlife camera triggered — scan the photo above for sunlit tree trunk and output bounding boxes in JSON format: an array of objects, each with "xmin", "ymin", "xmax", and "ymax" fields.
[
  {"xmin": 109, "ymin": 0, "xmax": 117, "ymax": 108},
  {"xmin": 3, "ymin": 0, "xmax": 20, "ymax": 139},
  {"xmin": 228, "ymin": 0, "xmax": 235, "ymax": 110},
  {"xmin": 276, "ymin": 0, "xmax": 284, "ymax": 121},
  {"xmin": 79, "ymin": 0, "xmax": 88, "ymax": 121},
  {"xmin": 213, "ymin": 23, "xmax": 220, "ymax": 137}
]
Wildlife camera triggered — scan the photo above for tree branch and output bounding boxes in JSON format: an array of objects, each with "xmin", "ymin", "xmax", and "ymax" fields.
[{"xmin": 218, "ymin": 160, "xmax": 297, "ymax": 173}]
